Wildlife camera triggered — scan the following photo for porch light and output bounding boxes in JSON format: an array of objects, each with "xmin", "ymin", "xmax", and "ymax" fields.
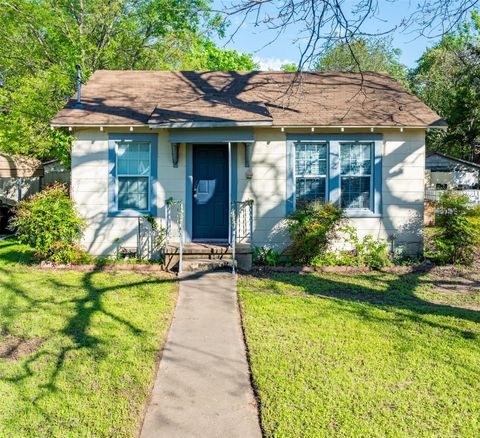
[
  {"xmin": 244, "ymin": 142, "xmax": 253, "ymax": 168},
  {"xmin": 171, "ymin": 143, "xmax": 180, "ymax": 168}
]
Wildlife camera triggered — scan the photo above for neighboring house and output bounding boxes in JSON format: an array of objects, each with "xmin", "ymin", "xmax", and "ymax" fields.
[
  {"xmin": 51, "ymin": 71, "xmax": 445, "ymax": 258},
  {"xmin": 425, "ymin": 152, "xmax": 480, "ymax": 190},
  {"xmin": 42, "ymin": 159, "xmax": 70, "ymax": 187},
  {"xmin": 0, "ymin": 155, "xmax": 70, "ymax": 206},
  {"xmin": 0, "ymin": 153, "xmax": 44, "ymax": 205}
]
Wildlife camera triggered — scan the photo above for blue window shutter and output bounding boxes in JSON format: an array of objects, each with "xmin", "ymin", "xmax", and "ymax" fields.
[
  {"xmin": 286, "ymin": 140, "xmax": 295, "ymax": 215},
  {"xmin": 329, "ymin": 140, "xmax": 340, "ymax": 206},
  {"xmin": 373, "ymin": 139, "xmax": 383, "ymax": 215},
  {"xmin": 149, "ymin": 135, "xmax": 158, "ymax": 216},
  {"xmin": 108, "ymin": 138, "xmax": 117, "ymax": 214}
]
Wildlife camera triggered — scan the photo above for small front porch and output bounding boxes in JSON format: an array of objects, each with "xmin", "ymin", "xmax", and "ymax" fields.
[
  {"xmin": 163, "ymin": 242, "xmax": 253, "ymax": 272},
  {"xmin": 136, "ymin": 195, "xmax": 254, "ymax": 273},
  {"xmin": 162, "ymin": 191, "xmax": 254, "ymax": 273}
]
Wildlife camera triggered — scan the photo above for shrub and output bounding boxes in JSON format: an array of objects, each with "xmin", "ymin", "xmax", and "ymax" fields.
[
  {"xmin": 313, "ymin": 226, "xmax": 391, "ymax": 269},
  {"xmin": 9, "ymin": 184, "xmax": 87, "ymax": 263},
  {"xmin": 287, "ymin": 202, "xmax": 343, "ymax": 264},
  {"xmin": 355, "ymin": 234, "xmax": 391, "ymax": 268},
  {"xmin": 253, "ymin": 246, "xmax": 281, "ymax": 266},
  {"xmin": 469, "ymin": 204, "xmax": 480, "ymax": 217},
  {"xmin": 428, "ymin": 192, "xmax": 480, "ymax": 265}
]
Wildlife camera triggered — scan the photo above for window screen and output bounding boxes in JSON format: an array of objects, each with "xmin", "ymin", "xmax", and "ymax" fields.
[
  {"xmin": 295, "ymin": 143, "xmax": 327, "ymax": 204},
  {"xmin": 340, "ymin": 143, "xmax": 372, "ymax": 209},
  {"xmin": 117, "ymin": 142, "xmax": 150, "ymax": 211}
]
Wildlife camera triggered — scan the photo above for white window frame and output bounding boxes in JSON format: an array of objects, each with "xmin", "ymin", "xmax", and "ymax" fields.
[
  {"xmin": 115, "ymin": 140, "xmax": 152, "ymax": 213},
  {"xmin": 339, "ymin": 142, "xmax": 374, "ymax": 211},
  {"xmin": 293, "ymin": 142, "xmax": 329, "ymax": 208}
]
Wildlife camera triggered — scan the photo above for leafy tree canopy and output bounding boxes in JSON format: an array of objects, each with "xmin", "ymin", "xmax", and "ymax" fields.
[
  {"xmin": 0, "ymin": 0, "xmax": 256, "ymax": 162},
  {"xmin": 410, "ymin": 12, "xmax": 480, "ymax": 161},
  {"xmin": 183, "ymin": 40, "xmax": 258, "ymax": 70},
  {"xmin": 281, "ymin": 63, "xmax": 298, "ymax": 72},
  {"xmin": 315, "ymin": 37, "xmax": 408, "ymax": 86}
]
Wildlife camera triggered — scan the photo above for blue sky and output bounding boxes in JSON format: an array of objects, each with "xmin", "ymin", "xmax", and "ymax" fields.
[{"xmin": 212, "ymin": 0, "xmax": 444, "ymax": 69}]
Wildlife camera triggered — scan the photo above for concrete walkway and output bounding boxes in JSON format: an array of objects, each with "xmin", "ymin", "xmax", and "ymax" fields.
[{"xmin": 141, "ymin": 271, "xmax": 262, "ymax": 438}]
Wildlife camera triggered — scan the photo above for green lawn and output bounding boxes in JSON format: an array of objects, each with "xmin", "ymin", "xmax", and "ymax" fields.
[
  {"xmin": 0, "ymin": 239, "xmax": 177, "ymax": 437},
  {"xmin": 239, "ymin": 270, "xmax": 480, "ymax": 437}
]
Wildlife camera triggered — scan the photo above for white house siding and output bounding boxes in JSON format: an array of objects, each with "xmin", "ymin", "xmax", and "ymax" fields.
[
  {"xmin": 71, "ymin": 128, "xmax": 185, "ymax": 255},
  {"xmin": 238, "ymin": 128, "xmax": 425, "ymax": 256},
  {"xmin": 72, "ymin": 127, "xmax": 425, "ymax": 257},
  {"xmin": 237, "ymin": 129, "xmax": 289, "ymax": 249},
  {"xmin": 378, "ymin": 129, "xmax": 425, "ymax": 255}
]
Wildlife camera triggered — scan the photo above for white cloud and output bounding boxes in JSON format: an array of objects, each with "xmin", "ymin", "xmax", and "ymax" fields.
[{"xmin": 254, "ymin": 56, "xmax": 296, "ymax": 71}]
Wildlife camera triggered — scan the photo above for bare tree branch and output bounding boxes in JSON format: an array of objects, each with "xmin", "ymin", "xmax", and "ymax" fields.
[{"xmin": 217, "ymin": 0, "xmax": 479, "ymax": 71}]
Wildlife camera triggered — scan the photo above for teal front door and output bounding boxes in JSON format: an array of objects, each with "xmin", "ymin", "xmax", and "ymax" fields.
[{"xmin": 192, "ymin": 144, "xmax": 229, "ymax": 240}]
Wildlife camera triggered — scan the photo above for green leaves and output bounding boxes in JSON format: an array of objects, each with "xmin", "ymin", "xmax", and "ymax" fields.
[
  {"xmin": 182, "ymin": 39, "xmax": 258, "ymax": 70},
  {"xmin": 315, "ymin": 37, "xmax": 409, "ymax": 87},
  {"xmin": 0, "ymin": 0, "xmax": 256, "ymax": 162},
  {"xmin": 410, "ymin": 12, "xmax": 480, "ymax": 160},
  {"xmin": 428, "ymin": 192, "xmax": 480, "ymax": 265},
  {"xmin": 287, "ymin": 202, "xmax": 344, "ymax": 265},
  {"xmin": 10, "ymin": 184, "xmax": 87, "ymax": 262},
  {"xmin": 0, "ymin": 66, "xmax": 74, "ymax": 162}
]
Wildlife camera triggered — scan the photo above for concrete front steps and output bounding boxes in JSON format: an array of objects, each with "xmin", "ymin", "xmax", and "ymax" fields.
[
  {"xmin": 164, "ymin": 242, "xmax": 252, "ymax": 272},
  {"xmin": 182, "ymin": 258, "xmax": 232, "ymax": 273}
]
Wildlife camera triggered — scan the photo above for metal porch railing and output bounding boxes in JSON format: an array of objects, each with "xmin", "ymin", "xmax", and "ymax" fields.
[
  {"xmin": 137, "ymin": 216, "xmax": 164, "ymax": 261},
  {"xmin": 165, "ymin": 198, "xmax": 184, "ymax": 274},
  {"xmin": 230, "ymin": 200, "xmax": 254, "ymax": 274}
]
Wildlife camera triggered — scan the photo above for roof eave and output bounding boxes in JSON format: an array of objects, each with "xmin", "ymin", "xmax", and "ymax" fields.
[
  {"xmin": 272, "ymin": 124, "xmax": 448, "ymax": 130},
  {"xmin": 50, "ymin": 123, "xmax": 148, "ymax": 128},
  {"xmin": 148, "ymin": 121, "xmax": 273, "ymax": 128},
  {"xmin": 50, "ymin": 121, "xmax": 447, "ymax": 130}
]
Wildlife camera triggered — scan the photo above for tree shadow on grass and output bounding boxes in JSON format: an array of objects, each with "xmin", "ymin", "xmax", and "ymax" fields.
[
  {"xmin": 0, "ymin": 265, "xmax": 175, "ymax": 408},
  {"xmin": 0, "ymin": 239, "xmax": 36, "ymax": 265},
  {"xmin": 248, "ymin": 270, "xmax": 480, "ymax": 336}
]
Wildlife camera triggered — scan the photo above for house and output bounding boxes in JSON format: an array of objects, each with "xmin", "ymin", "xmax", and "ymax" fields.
[
  {"xmin": 51, "ymin": 70, "xmax": 445, "ymax": 261},
  {"xmin": 425, "ymin": 152, "xmax": 480, "ymax": 190},
  {"xmin": 0, "ymin": 153, "xmax": 44, "ymax": 206},
  {"xmin": 42, "ymin": 159, "xmax": 70, "ymax": 187},
  {"xmin": 0, "ymin": 155, "xmax": 70, "ymax": 206}
]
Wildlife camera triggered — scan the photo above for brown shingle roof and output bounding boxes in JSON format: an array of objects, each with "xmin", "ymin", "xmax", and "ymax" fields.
[{"xmin": 51, "ymin": 70, "xmax": 445, "ymax": 128}]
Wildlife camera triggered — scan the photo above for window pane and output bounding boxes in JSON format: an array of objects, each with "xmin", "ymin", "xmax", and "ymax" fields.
[
  {"xmin": 341, "ymin": 176, "xmax": 370, "ymax": 209},
  {"xmin": 118, "ymin": 176, "xmax": 149, "ymax": 210},
  {"xmin": 295, "ymin": 143, "xmax": 327, "ymax": 176},
  {"xmin": 296, "ymin": 177, "xmax": 326, "ymax": 204},
  {"xmin": 117, "ymin": 142, "xmax": 150, "ymax": 176},
  {"xmin": 340, "ymin": 143, "xmax": 371, "ymax": 175}
]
